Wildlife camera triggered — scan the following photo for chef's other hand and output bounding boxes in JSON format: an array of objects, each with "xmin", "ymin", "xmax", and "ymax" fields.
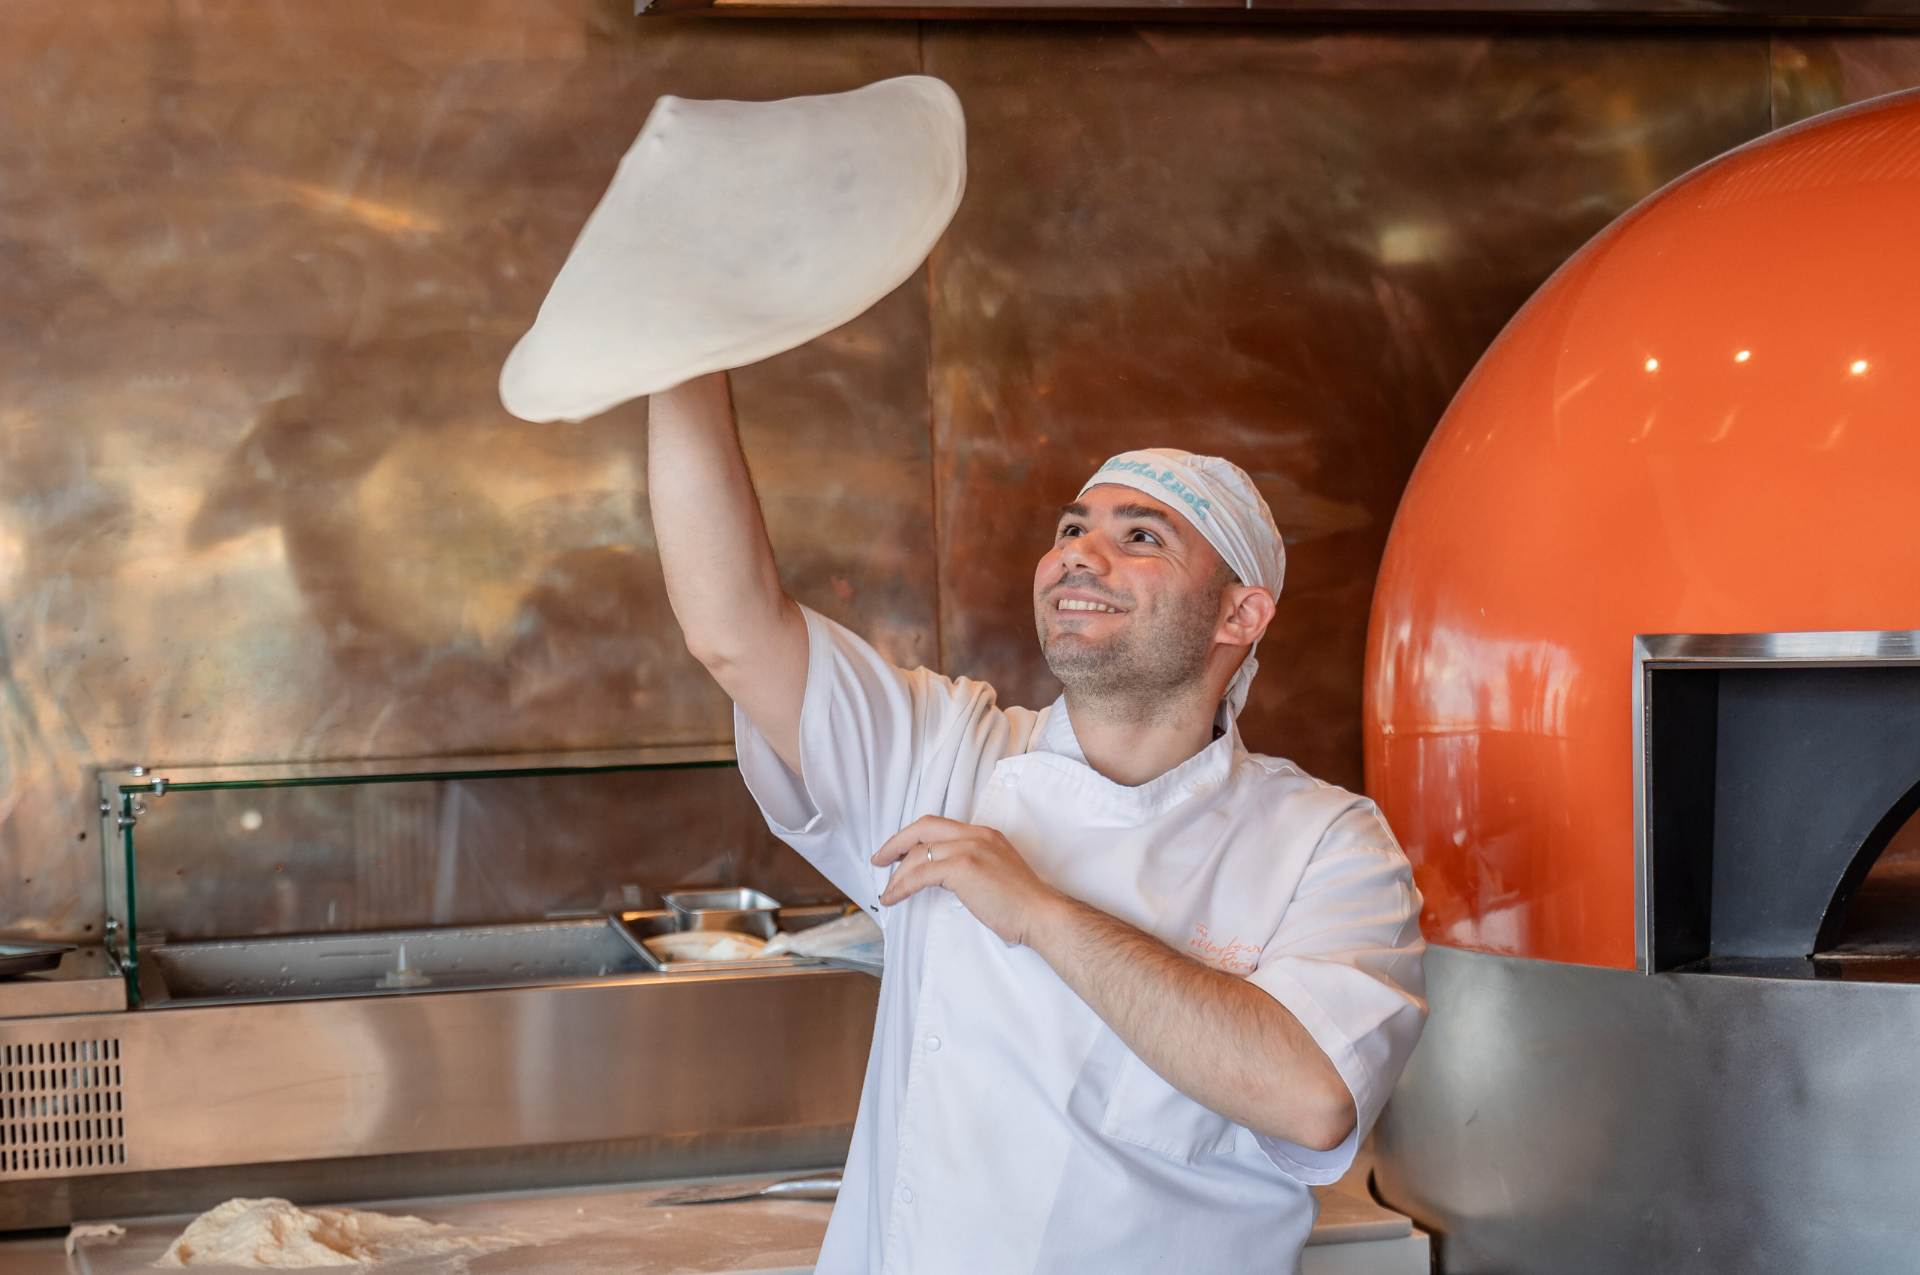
[{"xmin": 873, "ymin": 816, "xmax": 1063, "ymax": 946}]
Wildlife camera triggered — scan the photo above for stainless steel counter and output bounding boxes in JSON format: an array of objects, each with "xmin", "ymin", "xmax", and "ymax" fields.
[
  {"xmin": 11, "ymin": 1163, "xmax": 1426, "ymax": 1275},
  {"xmin": 63, "ymin": 1177, "xmax": 837, "ymax": 1275},
  {"xmin": 0, "ymin": 967, "xmax": 877, "ymax": 1230},
  {"xmin": 0, "ymin": 953, "xmax": 1427, "ymax": 1273},
  {"xmin": 0, "ymin": 948, "xmax": 125, "ymax": 1020}
]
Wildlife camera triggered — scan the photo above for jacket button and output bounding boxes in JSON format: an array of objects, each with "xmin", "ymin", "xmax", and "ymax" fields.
[
  {"xmin": 925, "ymin": 1036, "xmax": 941, "ymax": 1052},
  {"xmin": 900, "ymin": 1186, "xmax": 914, "ymax": 1204}
]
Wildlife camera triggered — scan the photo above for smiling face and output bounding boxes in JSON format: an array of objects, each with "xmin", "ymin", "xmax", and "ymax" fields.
[{"xmin": 1033, "ymin": 483, "xmax": 1237, "ymax": 720}]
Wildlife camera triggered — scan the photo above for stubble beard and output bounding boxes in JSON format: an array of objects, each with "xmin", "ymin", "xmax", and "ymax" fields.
[{"xmin": 1036, "ymin": 573, "xmax": 1224, "ymax": 726}]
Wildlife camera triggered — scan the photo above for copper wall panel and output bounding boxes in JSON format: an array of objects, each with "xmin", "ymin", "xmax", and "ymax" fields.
[
  {"xmin": 0, "ymin": 4, "xmax": 927, "ymax": 938},
  {"xmin": 924, "ymin": 27, "xmax": 1770, "ymax": 788},
  {"xmin": 4, "ymin": 5, "xmax": 1893, "ymax": 943},
  {"xmin": 1772, "ymin": 34, "xmax": 1920, "ymax": 126}
]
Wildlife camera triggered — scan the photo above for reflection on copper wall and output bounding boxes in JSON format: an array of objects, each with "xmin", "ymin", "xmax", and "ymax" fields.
[
  {"xmin": 926, "ymin": 28, "xmax": 1769, "ymax": 786},
  {"xmin": 4, "ymin": 2, "xmax": 1919, "ymax": 939},
  {"xmin": 0, "ymin": 5, "xmax": 926, "ymax": 938}
]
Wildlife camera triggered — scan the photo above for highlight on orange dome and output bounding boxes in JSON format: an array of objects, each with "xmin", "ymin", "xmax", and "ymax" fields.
[{"xmin": 1364, "ymin": 89, "xmax": 1920, "ymax": 969}]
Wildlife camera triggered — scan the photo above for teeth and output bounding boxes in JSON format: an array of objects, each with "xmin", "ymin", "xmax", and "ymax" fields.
[{"xmin": 1058, "ymin": 599, "xmax": 1117, "ymax": 613}]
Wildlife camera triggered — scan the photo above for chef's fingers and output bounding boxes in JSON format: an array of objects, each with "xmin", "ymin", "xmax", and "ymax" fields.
[
  {"xmin": 876, "ymin": 828, "xmax": 992, "ymax": 904},
  {"xmin": 871, "ymin": 824, "xmax": 923, "ymax": 867},
  {"xmin": 872, "ymin": 814, "xmax": 974, "ymax": 866},
  {"xmin": 877, "ymin": 852, "xmax": 949, "ymax": 906}
]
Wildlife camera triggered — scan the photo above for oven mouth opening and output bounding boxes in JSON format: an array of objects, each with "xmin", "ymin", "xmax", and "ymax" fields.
[{"xmin": 1639, "ymin": 639, "xmax": 1920, "ymax": 982}]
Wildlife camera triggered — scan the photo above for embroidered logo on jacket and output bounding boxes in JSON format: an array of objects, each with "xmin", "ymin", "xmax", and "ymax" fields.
[{"xmin": 1188, "ymin": 923, "xmax": 1259, "ymax": 975}]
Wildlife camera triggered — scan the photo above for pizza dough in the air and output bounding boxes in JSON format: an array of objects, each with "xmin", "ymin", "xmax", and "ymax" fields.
[
  {"xmin": 499, "ymin": 75, "xmax": 967, "ymax": 423},
  {"xmin": 155, "ymin": 1197, "xmax": 514, "ymax": 1268}
]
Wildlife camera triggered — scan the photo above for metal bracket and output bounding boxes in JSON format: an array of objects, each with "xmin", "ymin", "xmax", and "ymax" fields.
[{"xmin": 115, "ymin": 797, "xmax": 146, "ymax": 830}]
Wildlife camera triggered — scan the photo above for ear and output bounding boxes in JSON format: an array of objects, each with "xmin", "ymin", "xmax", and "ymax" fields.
[{"xmin": 1217, "ymin": 585, "xmax": 1276, "ymax": 648}]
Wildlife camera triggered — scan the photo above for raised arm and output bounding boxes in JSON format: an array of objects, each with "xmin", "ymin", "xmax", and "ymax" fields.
[{"xmin": 648, "ymin": 372, "xmax": 809, "ymax": 771}]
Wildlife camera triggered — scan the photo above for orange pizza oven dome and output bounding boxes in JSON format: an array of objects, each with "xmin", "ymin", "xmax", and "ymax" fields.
[{"xmin": 1363, "ymin": 89, "xmax": 1920, "ymax": 969}]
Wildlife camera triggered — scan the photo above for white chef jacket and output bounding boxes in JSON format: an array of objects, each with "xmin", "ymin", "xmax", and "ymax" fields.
[{"xmin": 735, "ymin": 607, "xmax": 1426, "ymax": 1275}]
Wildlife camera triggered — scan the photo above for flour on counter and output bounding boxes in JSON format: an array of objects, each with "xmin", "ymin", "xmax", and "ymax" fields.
[
  {"xmin": 154, "ymin": 1197, "xmax": 516, "ymax": 1268},
  {"xmin": 67, "ymin": 1221, "xmax": 127, "ymax": 1255}
]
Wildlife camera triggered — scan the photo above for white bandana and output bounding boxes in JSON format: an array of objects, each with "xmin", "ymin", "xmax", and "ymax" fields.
[{"xmin": 1077, "ymin": 448, "xmax": 1285, "ymax": 720}]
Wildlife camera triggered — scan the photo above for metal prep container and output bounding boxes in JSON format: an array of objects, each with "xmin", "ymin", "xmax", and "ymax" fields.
[
  {"xmin": 666, "ymin": 889, "xmax": 782, "ymax": 939},
  {"xmin": 611, "ymin": 907, "xmax": 821, "ymax": 976},
  {"xmin": 138, "ymin": 918, "xmax": 652, "ymax": 1006},
  {"xmin": 0, "ymin": 940, "xmax": 76, "ymax": 978}
]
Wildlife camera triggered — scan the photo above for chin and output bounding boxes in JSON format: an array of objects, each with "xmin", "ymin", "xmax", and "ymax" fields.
[
  {"xmin": 1044, "ymin": 628, "xmax": 1108, "ymax": 656},
  {"xmin": 1043, "ymin": 636, "xmax": 1119, "ymax": 683}
]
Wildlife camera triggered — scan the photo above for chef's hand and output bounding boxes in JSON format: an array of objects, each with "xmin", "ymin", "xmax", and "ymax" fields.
[{"xmin": 872, "ymin": 816, "xmax": 1065, "ymax": 946}]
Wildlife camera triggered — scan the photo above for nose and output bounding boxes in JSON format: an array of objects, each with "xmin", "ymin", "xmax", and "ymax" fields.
[{"xmin": 1055, "ymin": 529, "xmax": 1110, "ymax": 578}]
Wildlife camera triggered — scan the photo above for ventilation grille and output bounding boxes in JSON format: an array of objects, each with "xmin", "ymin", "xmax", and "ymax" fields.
[{"xmin": 1, "ymin": 1038, "xmax": 125, "ymax": 1176}]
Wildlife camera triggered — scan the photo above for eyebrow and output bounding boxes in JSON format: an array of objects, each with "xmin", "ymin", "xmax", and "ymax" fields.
[
  {"xmin": 1056, "ymin": 501, "xmax": 1179, "ymax": 531},
  {"xmin": 1110, "ymin": 502, "xmax": 1176, "ymax": 528}
]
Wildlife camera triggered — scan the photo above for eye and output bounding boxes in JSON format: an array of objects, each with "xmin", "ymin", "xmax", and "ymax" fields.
[
  {"xmin": 1126, "ymin": 528, "xmax": 1161, "ymax": 545},
  {"xmin": 1058, "ymin": 523, "xmax": 1085, "ymax": 539}
]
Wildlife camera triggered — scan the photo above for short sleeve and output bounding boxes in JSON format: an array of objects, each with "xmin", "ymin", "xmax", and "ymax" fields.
[
  {"xmin": 1244, "ymin": 800, "xmax": 1427, "ymax": 1184},
  {"xmin": 733, "ymin": 606, "xmax": 1012, "ymax": 922}
]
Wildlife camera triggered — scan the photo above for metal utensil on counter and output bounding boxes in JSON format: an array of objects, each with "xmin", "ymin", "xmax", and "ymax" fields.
[
  {"xmin": 665, "ymin": 889, "xmax": 782, "ymax": 939},
  {"xmin": 0, "ymin": 941, "xmax": 76, "ymax": 979},
  {"xmin": 648, "ymin": 1171, "xmax": 842, "ymax": 1206},
  {"xmin": 610, "ymin": 902, "xmax": 828, "ymax": 976}
]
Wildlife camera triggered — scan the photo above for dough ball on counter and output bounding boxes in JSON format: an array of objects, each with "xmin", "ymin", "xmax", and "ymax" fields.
[{"xmin": 155, "ymin": 1197, "xmax": 514, "ymax": 1268}]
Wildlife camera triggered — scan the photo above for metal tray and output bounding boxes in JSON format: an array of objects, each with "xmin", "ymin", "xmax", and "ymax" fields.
[
  {"xmin": 140, "ymin": 919, "xmax": 650, "ymax": 1005},
  {"xmin": 612, "ymin": 910, "xmax": 821, "ymax": 976},
  {"xmin": 666, "ymin": 889, "xmax": 782, "ymax": 939},
  {"xmin": 0, "ymin": 941, "xmax": 78, "ymax": 979}
]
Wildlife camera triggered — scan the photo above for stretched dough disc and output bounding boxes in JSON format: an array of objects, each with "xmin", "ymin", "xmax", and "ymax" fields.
[{"xmin": 499, "ymin": 75, "xmax": 967, "ymax": 424}]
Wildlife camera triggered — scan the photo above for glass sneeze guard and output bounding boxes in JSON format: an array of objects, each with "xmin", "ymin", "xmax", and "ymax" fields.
[{"xmin": 96, "ymin": 744, "xmax": 767, "ymax": 1005}]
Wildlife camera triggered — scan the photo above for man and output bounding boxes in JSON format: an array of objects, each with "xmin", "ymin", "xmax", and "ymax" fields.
[{"xmin": 648, "ymin": 371, "xmax": 1426, "ymax": 1274}]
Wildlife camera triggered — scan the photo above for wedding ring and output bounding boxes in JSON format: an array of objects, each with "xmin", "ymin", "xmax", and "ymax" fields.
[{"xmin": 924, "ymin": 845, "xmax": 934, "ymax": 865}]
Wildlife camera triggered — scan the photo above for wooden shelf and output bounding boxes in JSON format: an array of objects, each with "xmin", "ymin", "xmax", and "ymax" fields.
[{"xmin": 643, "ymin": 0, "xmax": 1920, "ymax": 24}]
